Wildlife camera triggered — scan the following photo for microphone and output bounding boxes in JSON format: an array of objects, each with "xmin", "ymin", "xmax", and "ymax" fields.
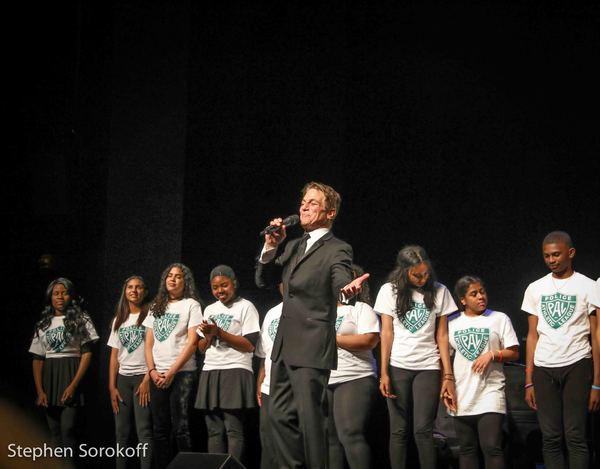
[{"xmin": 259, "ymin": 214, "xmax": 300, "ymax": 237}]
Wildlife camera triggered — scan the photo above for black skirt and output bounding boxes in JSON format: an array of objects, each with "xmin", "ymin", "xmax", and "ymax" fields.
[
  {"xmin": 195, "ymin": 368, "xmax": 256, "ymax": 410},
  {"xmin": 43, "ymin": 357, "xmax": 84, "ymax": 407}
]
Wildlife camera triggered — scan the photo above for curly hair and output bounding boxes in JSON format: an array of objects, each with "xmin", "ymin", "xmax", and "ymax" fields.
[
  {"xmin": 111, "ymin": 275, "xmax": 150, "ymax": 331},
  {"xmin": 150, "ymin": 263, "xmax": 202, "ymax": 317},
  {"xmin": 34, "ymin": 278, "xmax": 92, "ymax": 341},
  {"xmin": 388, "ymin": 245, "xmax": 437, "ymax": 320}
]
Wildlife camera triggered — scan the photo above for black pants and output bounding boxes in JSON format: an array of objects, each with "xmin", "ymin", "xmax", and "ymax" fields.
[
  {"xmin": 269, "ymin": 358, "xmax": 330, "ymax": 469},
  {"xmin": 387, "ymin": 367, "xmax": 440, "ymax": 469},
  {"xmin": 327, "ymin": 376, "xmax": 377, "ymax": 469},
  {"xmin": 453, "ymin": 413, "xmax": 505, "ymax": 469},
  {"xmin": 260, "ymin": 393, "xmax": 279, "ymax": 469},
  {"xmin": 533, "ymin": 357, "xmax": 592, "ymax": 469},
  {"xmin": 114, "ymin": 374, "xmax": 153, "ymax": 469},
  {"xmin": 149, "ymin": 371, "xmax": 197, "ymax": 469}
]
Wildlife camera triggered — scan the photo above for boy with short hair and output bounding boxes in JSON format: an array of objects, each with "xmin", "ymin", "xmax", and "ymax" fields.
[{"xmin": 522, "ymin": 230, "xmax": 600, "ymax": 469}]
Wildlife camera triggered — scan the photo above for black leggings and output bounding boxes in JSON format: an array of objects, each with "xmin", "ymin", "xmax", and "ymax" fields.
[
  {"xmin": 453, "ymin": 413, "xmax": 505, "ymax": 469},
  {"xmin": 46, "ymin": 405, "xmax": 78, "ymax": 450},
  {"xmin": 205, "ymin": 408, "xmax": 246, "ymax": 460},
  {"xmin": 387, "ymin": 367, "xmax": 440, "ymax": 469},
  {"xmin": 533, "ymin": 358, "xmax": 592, "ymax": 469},
  {"xmin": 327, "ymin": 376, "xmax": 378, "ymax": 469}
]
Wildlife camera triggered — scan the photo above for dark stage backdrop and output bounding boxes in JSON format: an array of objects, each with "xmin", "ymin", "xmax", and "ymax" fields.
[{"xmin": 6, "ymin": 1, "xmax": 600, "ymax": 468}]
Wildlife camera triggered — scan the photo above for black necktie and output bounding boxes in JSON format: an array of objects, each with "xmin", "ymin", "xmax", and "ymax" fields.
[{"xmin": 293, "ymin": 233, "xmax": 310, "ymax": 268}]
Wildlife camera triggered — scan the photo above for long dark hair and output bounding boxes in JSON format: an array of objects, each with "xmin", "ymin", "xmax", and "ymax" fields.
[
  {"xmin": 112, "ymin": 275, "xmax": 150, "ymax": 331},
  {"xmin": 35, "ymin": 277, "xmax": 92, "ymax": 341},
  {"xmin": 388, "ymin": 245, "xmax": 437, "ymax": 319},
  {"xmin": 454, "ymin": 275, "xmax": 485, "ymax": 311},
  {"xmin": 150, "ymin": 263, "xmax": 202, "ymax": 317}
]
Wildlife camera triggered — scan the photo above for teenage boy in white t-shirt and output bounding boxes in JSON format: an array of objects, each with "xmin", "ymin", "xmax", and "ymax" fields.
[{"xmin": 522, "ymin": 231, "xmax": 600, "ymax": 469}]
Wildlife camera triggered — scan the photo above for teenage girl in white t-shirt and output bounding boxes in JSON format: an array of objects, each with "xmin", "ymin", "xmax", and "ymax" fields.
[
  {"xmin": 196, "ymin": 265, "xmax": 260, "ymax": 464},
  {"xmin": 328, "ymin": 265, "xmax": 380, "ymax": 469},
  {"xmin": 446, "ymin": 275, "xmax": 519, "ymax": 469},
  {"xmin": 29, "ymin": 278, "xmax": 99, "ymax": 453},
  {"xmin": 375, "ymin": 245, "xmax": 457, "ymax": 469},
  {"xmin": 107, "ymin": 275, "xmax": 152, "ymax": 469},
  {"xmin": 143, "ymin": 263, "xmax": 204, "ymax": 469}
]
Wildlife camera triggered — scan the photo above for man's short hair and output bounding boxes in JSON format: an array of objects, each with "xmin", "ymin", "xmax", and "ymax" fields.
[
  {"xmin": 302, "ymin": 181, "xmax": 342, "ymax": 217},
  {"xmin": 542, "ymin": 230, "xmax": 573, "ymax": 248}
]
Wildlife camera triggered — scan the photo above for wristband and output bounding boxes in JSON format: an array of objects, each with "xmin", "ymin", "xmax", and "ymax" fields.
[
  {"xmin": 148, "ymin": 368, "xmax": 156, "ymax": 375},
  {"xmin": 524, "ymin": 383, "xmax": 533, "ymax": 389},
  {"xmin": 592, "ymin": 385, "xmax": 600, "ymax": 391},
  {"xmin": 498, "ymin": 350, "xmax": 503, "ymax": 363}
]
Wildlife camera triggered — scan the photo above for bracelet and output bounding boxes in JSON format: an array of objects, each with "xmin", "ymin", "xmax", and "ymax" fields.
[
  {"xmin": 443, "ymin": 377, "xmax": 455, "ymax": 381},
  {"xmin": 148, "ymin": 368, "xmax": 156, "ymax": 375},
  {"xmin": 443, "ymin": 373, "xmax": 454, "ymax": 377},
  {"xmin": 498, "ymin": 350, "xmax": 503, "ymax": 363},
  {"xmin": 592, "ymin": 385, "xmax": 600, "ymax": 391},
  {"xmin": 524, "ymin": 383, "xmax": 534, "ymax": 389}
]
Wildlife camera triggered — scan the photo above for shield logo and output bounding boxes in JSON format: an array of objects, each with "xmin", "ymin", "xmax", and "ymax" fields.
[
  {"xmin": 454, "ymin": 327, "xmax": 490, "ymax": 361},
  {"xmin": 153, "ymin": 313, "xmax": 179, "ymax": 342},
  {"xmin": 335, "ymin": 315, "xmax": 345, "ymax": 332},
  {"xmin": 541, "ymin": 293, "xmax": 577, "ymax": 329},
  {"xmin": 47, "ymin": 326, "xmax": 70, "ymax": 352},
  {"xmin": 209, "ymin": 314, "xmax": 233, "ymax": 332},
  {"xmin": 399, "ymin": 302, "xmax": 431, "ymax": 333},
  {"xmin": 119, "ymin": 325, "xmax": 145, "ymax": 353},
  {"xmin": 268, "ymin": 318, "xmax": 280, "ymax": 341}
]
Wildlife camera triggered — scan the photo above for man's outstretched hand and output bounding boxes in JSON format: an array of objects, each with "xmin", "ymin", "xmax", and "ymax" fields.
[{"xmin": 340, "ymin": 273, "xmax": 370, "ymax": 298}]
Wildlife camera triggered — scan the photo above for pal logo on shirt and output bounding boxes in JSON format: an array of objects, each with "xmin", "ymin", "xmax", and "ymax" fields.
[
  {"xmin": 119, "ymin": 325, "xmax": 145, "ymax": 353},
  {"xmin": 209, "ymin": 314, "xmax": 233, "ymax": 332},
  {"xmin": 541, "ymin": 293, "xmax": 576, "ymax": 329},
  {"xmin": 400, "ymin": 302, "xmax": 430, "ymax": 333},
  {"xmin": 455, "ymin": 327, "xmax": 490, "ymax": 362},
  {"xmin": 154, "ymin": 313, "xmax": 179, "ymax": 342},
  {"xmin": 47, "ymin": 326, "xmax": 70, "ymax": 352},
  {"xmin": 268, "ymin": 318, "xmax": 280, "ymax": 341},
  {"xmin": 335, "ymin": 315, "xmax": 344, "ymax": 332}
]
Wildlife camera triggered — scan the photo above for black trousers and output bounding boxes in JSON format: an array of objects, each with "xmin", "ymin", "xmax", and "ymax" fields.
[
  {"xmin": 386, "ymin": 367, "xmax": 440, "ymax": 469},
  {"xmin": 533, "ymin": 357, "xmax": 592, "ymax": 469},
  {"xmin": 269, "ymin": 358, "xmax": 330, "ymax": 469},
  {"xmin": 453, "ymin": 413, "xmax": 505, "ymax": 469},
  {"xmin": 149, "ymin": 371, "xmax": 197, "ymax": 469},
  {"xmin": 327, "ymin": 376, "xmax": 377, "ymax": 469}
]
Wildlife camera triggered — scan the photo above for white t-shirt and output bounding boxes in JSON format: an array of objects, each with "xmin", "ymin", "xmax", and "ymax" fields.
[
  {"xmin": 329, "ymin": 302, "xmax": 380, "ymax": 385},
  {"xmin": 142, "ymin": 298, "xmax": 203, "ymax": 373},
  {"xmin": 107, "ymin": 313, "xmax": 148, "ymax": 376},
  {"xmin": 448, "ymin": 310, "xmax": 519, "ymax": 416},
  {"xmin": 29, "ymin": 314, "xmax": 99, "ymax": 359},
  {"xmin": 255, "ymin": 302, "xmax": 282, "ymax": 395},
  {"xmin": 521, "ymin": 272, "xmax": 600, "ymax": 367},
  {"xmin": 199, "ymin": 297, "xmax": 261, "ymax": 372},
  {"xmin": 374, "ymin": 282, "xmax": 457, "ymax": 370}
]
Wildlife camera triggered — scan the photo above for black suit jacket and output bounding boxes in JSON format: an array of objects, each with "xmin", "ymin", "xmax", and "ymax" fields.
[{"xmin": 257, "ymin": 231, "xmax": 353, "ymax": 370}]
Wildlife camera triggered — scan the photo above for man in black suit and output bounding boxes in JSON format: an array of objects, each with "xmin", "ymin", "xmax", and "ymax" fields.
[{"xmin": 257, "ymin": 181, "xmax": 367, "ymax": 468}]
